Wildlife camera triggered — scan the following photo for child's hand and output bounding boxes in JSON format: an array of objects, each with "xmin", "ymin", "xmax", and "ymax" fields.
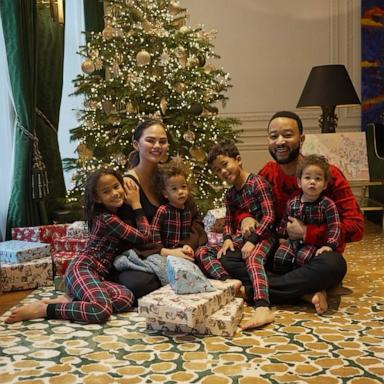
[
  {"xmin": 182, "ymin": 245, "xmax": 194, "ymax": 258},
  {"xmin": 240, "ymin": 217, "xmax": 258, "ymax": 237},
  {"xmin": 241, "ymin": 241, "xmax": 255, "ymax": 260},
  {"xmin": 124, "ymin": 182, "xmax": 141, "ymax": 209},
  {"xmin": 315, "ymin": 245, "xmax": 332, "ymax": 256},
  {"xmin": 169, "ymin": 247, "xmax": 194, "ymax": 261},
  {"xmin": 217, "ymin": 239, "xmax": 234, "ymax": 259}
]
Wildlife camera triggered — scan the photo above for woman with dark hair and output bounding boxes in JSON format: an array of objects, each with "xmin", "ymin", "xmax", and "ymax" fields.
[{"xmin": 110, "ymin": 120, "xmax": 207, "ymax": 300}]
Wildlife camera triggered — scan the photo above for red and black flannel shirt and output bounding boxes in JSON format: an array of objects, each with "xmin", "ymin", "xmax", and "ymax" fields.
[
  {"xmin": 277, "ymin": 194, "xmax": 342, "ymax": 251},
  {"xmin": 224, "ymin": 173, "xmax": 275, "ymax": 244},
  {"xmin": 82, "ymin": 209, "xmax": 151, "ymax": 277},
  {"xmin": 151, "ymin": 203, "xmax": 193, "ymax": 248}
]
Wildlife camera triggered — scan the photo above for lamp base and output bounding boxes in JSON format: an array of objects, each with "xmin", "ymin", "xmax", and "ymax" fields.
[{"xmin": 319, "ymin": 105, "xmax": 338, "ymax": 133}]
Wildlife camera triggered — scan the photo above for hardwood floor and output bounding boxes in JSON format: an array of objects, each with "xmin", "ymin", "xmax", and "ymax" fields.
[{"xmin": 0, "ymin": 289, "xmax": 33, "ymax": 316}]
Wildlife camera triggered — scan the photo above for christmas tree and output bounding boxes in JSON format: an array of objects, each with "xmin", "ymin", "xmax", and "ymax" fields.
[{"xmin": 64, "ymin": 0, "xmax": 241, "ymax": 213}]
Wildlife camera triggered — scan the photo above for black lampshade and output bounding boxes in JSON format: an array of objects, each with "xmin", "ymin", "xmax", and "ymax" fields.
[
  {"xmin": 296, "ymin": 65, "xmax": 360, "ymax": 133},
  {"xmin": 297, "ymin": 64, "xmax": 360, "ymax": 107}
]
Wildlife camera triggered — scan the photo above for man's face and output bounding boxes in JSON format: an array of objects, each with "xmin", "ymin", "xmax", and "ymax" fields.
[{"xmin": 267, "ymin": 117, "xmax": 304, "ymax": 164}]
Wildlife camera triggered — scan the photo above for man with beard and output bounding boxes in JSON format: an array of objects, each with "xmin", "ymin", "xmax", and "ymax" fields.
[{"xmin": 222, "ymin": 111, "xmax": 364, "ymax": 314}]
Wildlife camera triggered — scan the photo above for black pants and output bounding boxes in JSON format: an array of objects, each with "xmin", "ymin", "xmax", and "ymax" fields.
[
  {"xmin": 221, "ymin": 250, "xmax": 347, "ymax": 305},
  {"xmin": 109, "ymin": 269, "xmax": 161, "ymax": 305}
]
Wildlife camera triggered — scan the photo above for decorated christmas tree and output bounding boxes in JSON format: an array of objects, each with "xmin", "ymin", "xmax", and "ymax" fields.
[{"xmin": 65, "ymin": 0, "xmax": 241, "ymax": 213}]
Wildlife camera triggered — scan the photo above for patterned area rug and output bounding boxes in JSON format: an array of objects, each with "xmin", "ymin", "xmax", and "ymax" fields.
[{"xmin": 1, "ymin": 226, "xmax": 383, "ymax": 384}]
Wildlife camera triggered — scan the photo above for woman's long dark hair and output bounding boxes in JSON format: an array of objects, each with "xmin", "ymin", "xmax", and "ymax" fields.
[
  {"xmin": 84, "ymin": 168, "xmax": 124, "ymax": 230},
  {"xmin": 128, "ymin": 119, "xmax": 167, "ymax": 168}
]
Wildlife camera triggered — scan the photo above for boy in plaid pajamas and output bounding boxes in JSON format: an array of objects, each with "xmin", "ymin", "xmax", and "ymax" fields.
[
  {"xmin": 196, "ymin": 140, "xmax": 276, "ymax": 330},
  {"xmin": 5, "ymin": 169, "xmax": 151, "ymax": 324},
  {"xmin": 274, "ymin": 154, "xmax": 342, "ymax": 274},
  {"xmin": 114, "ymin": 158, "xmax": 208, "ymax": 285}
]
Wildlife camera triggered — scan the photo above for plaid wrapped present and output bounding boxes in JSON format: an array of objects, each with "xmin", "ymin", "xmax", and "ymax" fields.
[
  {"xmin": 53, "ymin": 236, "xmax": 88, "ymax": 253},
  {"xmin": 138, "ymin": 279, "xmax": 237, "ymax": 328},
  {"xmin": 146, "ymin": 298, "xmax": 244, "ymax": 337},
  {"xmin": 66, "ymin": 221, "xmax": 89, "ymax": 238},
  {"xmin": 1, "ymin": 256, "xmax": 53, "ymax": 292},
  {"xmin": 52, "ymin": 251, "xmax": 77, "ymax": 276},
  {"xmin": 203, "ymin": 207, "xmax": 226, "ymax": 233},
  {"xmin": 207, "ymin": 231, "xmax": 223, "ymax": 246},
  {"xmin": 0, "ymin": 240, "xmax": 51, "ymax": 264},
  {"xmin": 11, "ymin": 224, "xmax": 68, "ymax": 244}
]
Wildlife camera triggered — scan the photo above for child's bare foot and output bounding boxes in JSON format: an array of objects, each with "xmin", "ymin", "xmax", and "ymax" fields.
[
  {"xmin": 304, "ymin": 290, "xmax": 328, "ymax": 314},
  {"xmin": 4, "ymin": 301, "xmax": 48, "ymax": 324},
  {"xmin": 241, "ymin": 306, "xmax": 274, "ymax": 330},
  {"xmin": 42, "ymin": 294, "xmax": 72, "ymax": 304},
  {"xmin": 226, "ymin": 279, "xmax": 242, "ymax": 293}
]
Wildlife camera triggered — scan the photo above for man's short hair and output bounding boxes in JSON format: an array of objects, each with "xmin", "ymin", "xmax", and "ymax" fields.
[
  {"xmin": 207, "ymin": 139, "xmax": 240, "ymax": 167},
  {"xmin": 268, "ymin": 111, "xmax": 303, "ymax": 134}
]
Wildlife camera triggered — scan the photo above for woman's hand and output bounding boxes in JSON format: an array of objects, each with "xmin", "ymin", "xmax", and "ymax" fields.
[
  {"xmin": 315, "ymin": 245, "xmax": 332, "ymax": 256},
  {"xmin": 217, "ymin": 239, "xmax": 234, "ymax": 259},
  {"xmin": 182, "ymin": 245, "xmax": 194, "ymax": 258}
]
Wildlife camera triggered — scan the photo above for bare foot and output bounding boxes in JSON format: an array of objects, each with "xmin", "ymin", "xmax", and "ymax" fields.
[
  {"xmin": 4, "ymin": 301, "xmax": 48, "ymax": 324},
  {"xmin": 226, "ymin": 279, "xmax": 243, "ymax": 293},
  {"xmin": 304, "ymin": 290, "xmax": 328, "ymax": 315},
  {"xmin": 42, "ymin": 294, "xmax": 72, "ymax": 304},
  {"xmin": 241, "ymin": 306, "xmax": 275, "ymax": 330}
]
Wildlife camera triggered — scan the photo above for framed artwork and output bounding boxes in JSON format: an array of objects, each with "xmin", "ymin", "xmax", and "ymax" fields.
[{"xmin": 302, "ymin": 133, "xmax": 369, "ymax": 181}]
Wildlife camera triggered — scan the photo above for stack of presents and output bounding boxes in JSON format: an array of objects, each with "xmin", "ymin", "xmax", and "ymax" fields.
[{"xmin": 0, "ymin": 208, "xmax": 243, "ymax": 335}]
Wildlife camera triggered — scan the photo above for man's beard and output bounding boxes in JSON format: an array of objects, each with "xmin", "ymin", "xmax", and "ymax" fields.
[{"xmin": 268, "ymin": 144, "xmax": 300, "ymax": 164}]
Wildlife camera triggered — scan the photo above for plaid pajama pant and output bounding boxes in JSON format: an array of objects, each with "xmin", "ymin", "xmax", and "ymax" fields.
[
  {"xmin": 196, "ymin": 236, "xmax": 276, "ymax": 304},
  {"xmin": 52, "ymin": 256, "xmax": 135, "ymax": 323},
  {"xmin": 274, "ymin": 240, "xmax": 317, "ymax": 274}
]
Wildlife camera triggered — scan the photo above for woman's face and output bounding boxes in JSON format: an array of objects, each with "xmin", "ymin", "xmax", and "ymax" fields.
[{"xmin": 133, "ymin": 124, "xmax": 169, "ymax": 165}]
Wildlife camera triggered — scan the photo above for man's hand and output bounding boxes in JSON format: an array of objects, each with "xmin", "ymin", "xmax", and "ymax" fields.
[
  {"xmin": 217, "ymin": 239, "xmax": 234, "ymax": 259},
  {"xmin": 241, "ymin": 241, "xmax": 255, "ymax": 260},
  {"xmin": 315, "ymin": 245, "xmax": 332, "ymax": 256},
  {"xmin": 286, "ymin": 216, "xmax": 307, "ymax": 240},
  {"xmin": 240, "ymin": 217, "xmax": 258, "ymax": 237}
]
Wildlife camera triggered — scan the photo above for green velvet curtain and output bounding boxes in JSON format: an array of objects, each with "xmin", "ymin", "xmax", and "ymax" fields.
[
  {"xmin": 84, "ymin": 0, "xmax": 104, "ymax": 38},
  {"xmin": 0, "ymin": 0, "xmax": 66, "ymax": 238},
  {"xmin": 35, "ymin": 4, "xmax": 66, "ymax": 219},
  {"xmin": 0, "ymin": 0, "xmax": 43, "ymax": 238}
]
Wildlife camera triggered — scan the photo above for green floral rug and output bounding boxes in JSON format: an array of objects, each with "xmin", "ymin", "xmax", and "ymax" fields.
[{"xmin": 1, "ymin": 228, "xmax": 383, "ymax": 384}]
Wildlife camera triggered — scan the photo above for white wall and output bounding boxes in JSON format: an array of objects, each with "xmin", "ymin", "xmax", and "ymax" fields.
[{"xmin": 183, "ymin": 0, "xmax": 361, "ymax": 172}]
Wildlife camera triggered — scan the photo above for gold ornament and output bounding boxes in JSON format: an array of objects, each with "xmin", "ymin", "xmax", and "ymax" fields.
[
  {"xmin": 81, "ymin": 59, "xmax": 95, "ymax": 74},
  {"xmin": 107, "ymin": 115, "xmax": 121, "ymax": 125},
  {"xmin": 76, "ymin": 143, "xmax": 93, "ymax": 161},
  {"xmin": 175, "ymin": 46, "xmax": 187, "ymax": 67},
  {"xmin": 187, "ymin": 56, "xmax": 199, "ymax": 67},
  {"xmin": 204, "ymin": 63, "xmax": 216, "ymax": 74},
  {"xmin": 159, "ymin": 52, "xmax": 170, "ymax": 66},
  {"xmin": 102, "ymin": 25, "xmax": 115, "ymax": 40},
  {"xmin": 126, "ymin": 102, "xmax": 139, "ymax": 114},
  {"xmin": 136, "ymin": 50, "xmax": 151, "ymax": 66},
  {"xmin": 169, "ymin": 1, "xmax": 184, "ymax": 16},
  {"xmin": 179, "ymin": 26, "xmax": 190, "ymax": 34},
  {"xmin": 160, "ymin": 97, "xmax": 168, "ymax": 115},
  {"xmin": 183, "ymin": 130, "xmax": 195, "ymax": 143},
  {"xmin": 189, "ymin": 146, "xmax": 206, "ymax": 162},
  {"xmin": 175, "ymin": 82, "xmax": 186, "ymax": 93},
  {"xmin": 102, "ymin": 100, "xmax": 113, "ymax": 115},
  {"xmin": 142, "ymin": 20, "xmax": 153, "ymax": 32}
]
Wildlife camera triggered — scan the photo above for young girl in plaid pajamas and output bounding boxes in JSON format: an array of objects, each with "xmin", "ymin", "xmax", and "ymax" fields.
[
  {"xmin": 195, "ymin": 140, "xmax": 276, "ymax": 330},
  {"xmin": 274, "ymin": 154, "xmax": 342, "ymax": 274},
  {"xmin": 114, "ymin": 158, "xmax": 209, "ymax": 285},
  {"xmin": 5, "ymin": 168, "xmax": 151, "ymax": 324}
]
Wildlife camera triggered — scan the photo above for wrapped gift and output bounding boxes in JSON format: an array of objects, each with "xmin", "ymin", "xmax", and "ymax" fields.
[
  {"xmin": 1, "ymin": 256, "xmax": 53, "ymax": 292},
  {"xmin": 0, "ymin": 240, "xmax": 51, "ymax": 264},
  {"xmin": 203, "ymin": 207, "xmax": 226, "ymax": 233},
  {"xmin": 207, "ymin": 231, "xmax": 223, "ymax": 246},
  {"xmin": 53, "ymin": 236, "xmax": 88, "ymax": 253},
  {"xmin": 138, "ymin": 279, "xmax": 237, "ymax": 328},
  {"xmin": 66, "ymin": 221, "xmax": 89, "ymax": 238},
  {"xmin": 146, "ymin": 298, "xmax": 244, "ymax": 337},
  {"xmin": 206, "ymin": 298, "xmax": 244, "ymax": 337},
  {"xmin": 11, "ymin": 224, "xmax": 68, "ymax": 244},
  {"xmin": 52, "ymin": 251, "xmax": 77, "ymax": 276}
]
